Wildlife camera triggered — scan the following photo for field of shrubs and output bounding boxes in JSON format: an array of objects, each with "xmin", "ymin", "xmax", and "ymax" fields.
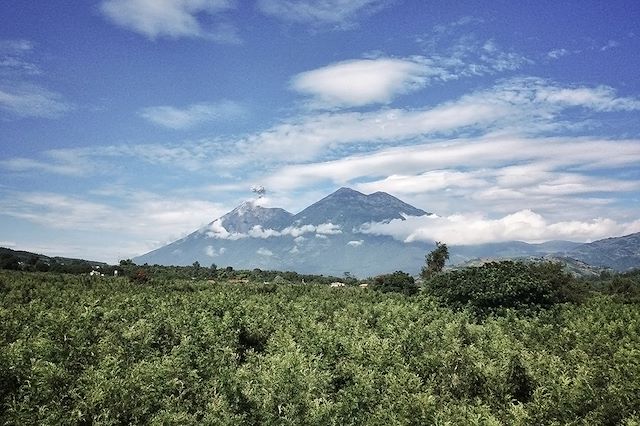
[{"xmin": 1, "ymin": 264, "xmax": 639, "ymax": 425}]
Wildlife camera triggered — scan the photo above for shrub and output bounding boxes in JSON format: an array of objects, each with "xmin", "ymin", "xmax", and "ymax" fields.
[
  {"xmin": 372, "ymin": 271, "xmax": 417, "ymax": 295},
  {"xmin": 423, "ymin": 261, "xmax": 574, "ymax": 316},
  {"xmin": 129, "ymin": 269, "xmax": 150, "ymax": 284}
]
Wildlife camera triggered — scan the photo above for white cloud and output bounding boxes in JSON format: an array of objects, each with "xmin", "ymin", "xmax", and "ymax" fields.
[
  {"xmin": 355, "ymin": 170, "xmax": 486, "ymax": 194},
  {"xmin": 601, "ymin": 40, "xmax": 620, "ymax": 51},
  {"xmin": 0, "ymin": 156, "xmax": 91, "ymax": 177},
  {"xmin": 0, "ymin": 39, "xmax": 41, "ymax": 76},
  {"xmin": 0, "ymin": 84, "xmax": 72, "ymax": 118},
  {"xmin": 359, "ymin": 210, "xmax": 640, "ymax": 245},
  {"xmin": 316, "ymin": 223, "xmax": 342, "ymax": 234},
  {"xmin": 139, "ymin": 100, "xmax": 246, "ymax": 129},
  {"xmin": 291, "ymin": 58, "xmax": 429, "ymax": 108},
  {"xmin": 203, "ymin": 218, "xmax": 246, "ymax": 240},
  {"xmin": 205, "ymin": 245, "xmax": 226, "ymax": 257},
  {"xmin": 354, "ymin": 166, "xmax": 640, "ymax": 198},
  {"xmin": 534, "ymin": 84, "xmax": 640, "ymax": 111},
  {"xmin": 0, "ymin": 39, "xmax": 33, "ymax": 53},
  {"xmin": 257, "ymin": 247, "xmax": 273, "ymax": 256},
  {"xmin": 0, "ymin": 191, "xmax": 226, "ymax": 252},
  {"xmin": 290, "ymin": 43, "xmax": 529, "ymax": 109},
  {"xmin": 547, "ymin": 48, "xmax": 570, "ymax": 59},
  {"xmin": 225, "ymin": 77, "xmax": 640, "ymax": 165},
  {"xmin": 205, "ymin": 222, "xmax": 342, "ymax": 240},
  {"xmin": 347, "ymin": 240, "xmax": 363, "ymax": 247},
  {"xmin": 100, "ymin": 0, "xmax": 239, "ymax": 42},
  {"xmin": 7, "ymin": 78, "xmax": 637, "ymax": 177},
  {"xmin": 0, "ymin": 40, "xmax": 72, "ymax": 120},
  {"xmin": 257, "ymin": 0, "xmax": 393, "ymax": 28},
  {"xmin": 263, "ymin": 136, "xmax": 640, "ymax": 192}
]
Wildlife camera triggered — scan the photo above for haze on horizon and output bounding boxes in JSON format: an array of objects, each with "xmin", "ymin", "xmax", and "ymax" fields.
[{"xmin": 1, "ymin": 0, "xmax": 639, "ymax": 263}]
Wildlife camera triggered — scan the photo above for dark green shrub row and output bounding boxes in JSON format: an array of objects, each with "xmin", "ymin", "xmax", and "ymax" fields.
[{"xmin": 421, "ymin": 261, "xmax": 581, "ymax": 316}]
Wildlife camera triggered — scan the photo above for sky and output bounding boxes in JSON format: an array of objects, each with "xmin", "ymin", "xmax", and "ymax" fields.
[{"xmin": 1, "ymin": 0, "xmax": 639, "ymax": 262}]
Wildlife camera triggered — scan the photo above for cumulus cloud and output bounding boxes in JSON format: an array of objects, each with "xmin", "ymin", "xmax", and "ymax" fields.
[
  {"xmin": 257, "ymin": 0, "xmax": 393, "ymax": 28},
  {"xmin": 100, "ymin": 0, "xmax": 239, "ymax": 42},
  {"xmin": 360, "ymin": 211, "xmax": 640, "ymax": 245},
  {"xmin": 204, "ymin": 221, "xmax": 342, "ymax": 240},
  {"xmin": 347, "ymin": 240, "xmax": 363, "ymax": 247},
  {"xmin": 139, "ymin": 100, "xmax": 246, "ymax": 129}
]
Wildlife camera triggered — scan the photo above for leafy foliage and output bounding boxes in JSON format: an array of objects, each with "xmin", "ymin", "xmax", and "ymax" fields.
[
  {"xmin": 371, "ymin": 271, "xmax": 418, "ymax": 295},
  {"xmin": 421, "ymin": 241, "xmax": 449, "ymax": 279},
  {"xmin": 0, "ymin": 269, "xmax": 639, "ymax": 425},
  {"xmin": 422, "ymin": 261, "xmax": 575, "ymax": 316}
]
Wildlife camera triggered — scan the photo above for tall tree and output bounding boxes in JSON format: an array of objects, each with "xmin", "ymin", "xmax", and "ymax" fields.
[{"xmin": 421, "ymin": 241, "xmax": 449, "ymax": 279}]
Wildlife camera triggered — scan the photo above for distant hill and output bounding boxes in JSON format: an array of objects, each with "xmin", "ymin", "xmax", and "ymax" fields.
[
  {"xmin": 0, "ymin": 247, "xmax": 108, "ymax": 267},
  {"xmin": 134, "ymin": 188, "xmax": 640, "ymax": 276},
  {"xmin": 566, "ymin": 232, "xmax": 640, "ymax": 271},
  {"xmin": 454, "ymin": 255, "xmax": 609, "ymax": 278}
]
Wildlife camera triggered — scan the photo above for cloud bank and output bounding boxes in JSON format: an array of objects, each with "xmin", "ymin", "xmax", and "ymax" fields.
[{"xmin": 360, "ymin": 211, "xmax": 640, "ymax": 245}]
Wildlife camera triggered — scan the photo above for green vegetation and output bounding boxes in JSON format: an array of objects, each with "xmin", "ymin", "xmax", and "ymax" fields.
[
  {"xmin": 1, "ymin": 266, "xmax": 640, "ymax": 425},
  {"xmin": 423, "ymin": 261, "xmax": 580, "ymax": 317},
  {"xmin": 371, "ymin": 271, "xmax": 417, "ymax": 295},
  {"xmin": 421, "ymin": 241, "xmax": 449, "ymax": 279}
]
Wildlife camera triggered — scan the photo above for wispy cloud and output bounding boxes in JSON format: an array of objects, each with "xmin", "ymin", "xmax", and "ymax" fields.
[
  {"xmin": 0, "ymin": 39, "xmax": 72, "ymax": 119},
  {"xmin": 257, "ymin": 0, "xmax": 394, "ymax": 29},
  {"xmin": 547, "ymin": 48, "xmax": 571, "ymax": 59},
  {"xmin": 0, "ymin": 190, "xmax": 227, "ymax": 249},
  {"xmin": 0, "ymin": 84, "xmax": 72, "ymax": 118},
  {"xmin": 5, "ymin": 77, "xmax": 638, "ymax": 178},
  {"xmin": 291, "ymin": 43, "xmax": 529, "ymax": 109},
  {"xmin": 0, "ymin": 39, "xmax": 41, "ymax": 76},
  {"xmin": 262, "ymin": 136, "xmax": 640, "ymax": 193},
  {"xmin": 600, "ymin": 40, "xmax": 620, "ymax": 51},
  {"xmin": 139, "ymin": 100, "xmax": 246, "ymax": 129},
  {"xmin": 228, "ymin": 77, "xmax": 640, "ymax": 164},
  {"xmin": 100, "ymin": 0, "xmax": 240, "ymax": 42}
]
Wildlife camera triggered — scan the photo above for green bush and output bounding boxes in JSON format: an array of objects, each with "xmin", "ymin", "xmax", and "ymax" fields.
[
  {"xmin": 372, "ymin": 271, "xmax": 417, "ymax": 295},
  {"xmin": 423, "ymin": 261, "xmax": 574, "ymax": 316}
]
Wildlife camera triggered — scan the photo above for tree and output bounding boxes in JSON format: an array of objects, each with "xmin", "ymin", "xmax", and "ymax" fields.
[
  {"xmin": 372, "ymin": 271, "xmax": 418, "ymax": 295},
  {"xmin": 421, "ymin": 241, "xmax": 449, "ymax": 279}
]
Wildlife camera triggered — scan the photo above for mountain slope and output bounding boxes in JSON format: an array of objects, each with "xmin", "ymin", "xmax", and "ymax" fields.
[
  {"xmin": 567, "ymin": 232, "xmax": 640, "ymax": 271},
  {"xmin": 134, "ymin": 188, "xmax": 431, "ymax": 275},
  {"xmin": 215, "ymin": 201, "xmax": 293, "ymax": 233},
  {"xmin": 293, "ymin": 187, "xmax": 428, "ymax": 228}
]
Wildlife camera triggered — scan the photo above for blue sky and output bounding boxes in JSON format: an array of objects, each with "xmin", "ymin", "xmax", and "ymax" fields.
[{"xmin": 1, "ymin": 0, "xmax": 639, "ymax": 262}]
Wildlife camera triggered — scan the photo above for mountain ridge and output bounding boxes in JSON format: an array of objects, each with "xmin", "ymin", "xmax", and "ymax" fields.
[{"xmin": 134, "ymin": 188, "xmax": 640, "ymax": 276}]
